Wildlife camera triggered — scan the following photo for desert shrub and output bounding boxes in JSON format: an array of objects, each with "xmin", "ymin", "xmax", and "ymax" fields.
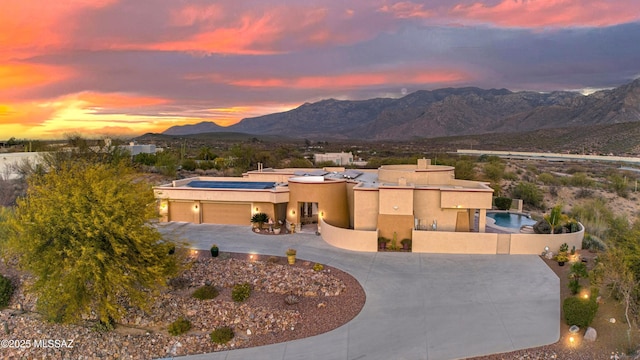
[
  {"xmin": 250, "ymin": 212, "xmax": 269, "ymax": 228},
  {"xmin": 503, "ymin": 172, "xmax": 518, "ymax": 181},
  {"xmin": 192, "ymin": 285, "xmax": 219, "ymax": 300},
  {"xmin": 564, "ymin": 220, "xmax": 581, "ymax": 233},
  {"xmin": 168, "ymin": 276, "xmax": 190, "ymax": 290},
  {"xmin": 168, "ymin": 317, "xmax": 192, "ymax": 336},
  {"xmin": 284, "ymin": 294, "xmax": 300, "ymax": 305},
  {"xmin": 608, "ymin": 174, "xmax": 629, "ymax": 198},
  {"xmin": 568, "ymin": 279, "xmax": 581, "ymax": 295},
  {"xmin": 537, "ymin": 173, "xmax": 557, "ymax": 185},
  {"xmin": 533, "ymin": 220, "xmax": 551, "ymax": 234},
  {"xmin": 0, "ymin": 274, "xmax": 14, "ymax": 308},
  {"xmin": 563, "ymin": 296, "xmax": 598, "ymax": 327},
  {"xmin": 93, "ymin": 318, "xmax": 116, "ymax": 332},
  {"xmin": 231, "ymin": 282, "xmax": 251, "ymax": 302},
  {"xmin": 181, "ymin": 159, "xmax": 197, "ymax": 171},
  {"xmin": 210, "ymin": 326, "xmax": 234, "ymax": 344},
  {"xmin": 483, "ymin": 162, "xmax": 505, "ymax": 182},
  {"xmin": 494, "ymin": 197, "xmax": 512, "ymax": 211},
  {"xmin": 512, "ymin": 182, "xmax": 543, "ymax": 208},
  {"xmin": 576, "ymin": 188, "xmax": 593, "ymax": 199},
  {"xmin": 313, "ymin": 263, "xmax": 324, "ymax": 271},
  {"xmin": 454, "ymin": 160, "xmax": 476, "ymax": 180},
  {"xmin": 582, "ymin": 234, "xmax": 607, "ymax": 252},
  {"xmin": 569, "ymin": 173, "xmax": 594, "ymax": 188}
]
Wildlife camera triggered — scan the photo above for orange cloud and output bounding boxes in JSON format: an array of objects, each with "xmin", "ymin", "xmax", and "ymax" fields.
[
  {"xmin": 76, "ymin": 92, "xmax": 170, "ymax": 110},
  {"xmin": 228, "ymin": 69, "xmax": 469, "ymax": 89},
  {"xmin": 0, "ymin": 101, "xmax": 58, "ymax": 126},
  {"xmin": 379, "ymin": 2, "xmax": 432, "ymax": 19},
  {"xmin": 0, "ymin": 63, "xmax": 73, "ymax": 93},
  {"xmin": 452, "ymin": 0, "xmax": 640, "ymax": 27},
  {"xmin": 0, "ymin": 0, "xmax": 117, "ymax": 58}
]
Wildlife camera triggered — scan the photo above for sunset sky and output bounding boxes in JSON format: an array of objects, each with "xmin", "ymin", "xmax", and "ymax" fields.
[{"xmin": 2, "ymin": 0, "xmax": 640, "ymax": 140}]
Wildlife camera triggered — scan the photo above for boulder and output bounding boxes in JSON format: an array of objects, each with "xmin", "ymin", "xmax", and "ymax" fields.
[{"xmin": 584, "ymin": 327, "xmax": 597, "ymax": 342}]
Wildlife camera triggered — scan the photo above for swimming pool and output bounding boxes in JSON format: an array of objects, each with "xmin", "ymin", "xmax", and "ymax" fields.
[
  {"xmin": 186, "ymin": 181, "xmax": 276, "ymax": 189},
  {"xmin": 486, "ymin": 212, "xmax": 537, "ymax": 229}
]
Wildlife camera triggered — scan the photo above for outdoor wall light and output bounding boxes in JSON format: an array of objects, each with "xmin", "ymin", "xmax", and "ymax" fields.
[
  {"xmin": 291, "ymin": 210, "xmax": 296, "ymax": 215},
  {"xmin": 544, "ymin": 246, "xmax": 549, "ymax": 252},
  {"xmin": 194, "ymin": 204, "xmax": 199, "ymax": 210},
  {"xmin": 393, "ymin": 206, "xmax": 399, "ymax": 211},
  {"xmin": 255, "ymin": 207, "xmax": 259, "ymax": 212}
]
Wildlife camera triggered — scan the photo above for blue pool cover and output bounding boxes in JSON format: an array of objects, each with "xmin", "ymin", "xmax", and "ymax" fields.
[{"xmin": 186, "ymin": 181, "xmax": 276, "ymax": 189}]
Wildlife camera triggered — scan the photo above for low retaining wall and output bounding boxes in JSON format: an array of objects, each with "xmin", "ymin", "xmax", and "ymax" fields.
[
  {"xmin": 510, "ymin": 227, "xmax": 584, "ymax": 254},
  {"xmin": 320, "ymin": 218, "xmax": 378, "ymax": 252},
  {"xmin": 412, "ymin": 230, "xmax": 498, "ymax": 254},
  {"xmin": 320, "ymin": 219, "xmax": 584, "ymax": 255}
]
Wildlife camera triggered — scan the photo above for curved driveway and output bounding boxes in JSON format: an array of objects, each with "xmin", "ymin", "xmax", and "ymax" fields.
[{"xmin": 158, "ymin": 223, "xmax": 559, "ymax": 360}]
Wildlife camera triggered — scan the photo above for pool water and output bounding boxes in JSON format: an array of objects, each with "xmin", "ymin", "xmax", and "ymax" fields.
[
  {"xmin": 487, "ymin": 212, "xmax": 537, "ymax": 229},
  {"xmin": 186, "ymin": 181, "xmax": 276, "ymax": 189}
]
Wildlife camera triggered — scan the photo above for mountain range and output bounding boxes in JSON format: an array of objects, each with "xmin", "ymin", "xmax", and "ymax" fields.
[{"xmin": 163, "ymin": 79, "xmax": 640, "ymax": 140}]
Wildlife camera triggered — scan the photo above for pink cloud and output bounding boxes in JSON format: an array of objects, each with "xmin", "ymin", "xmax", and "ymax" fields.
[
  {"xmin": 228, "ymin": 68, "xmax": 470, "ymax": 89},
  {"xmin": 379, "ymin": 2, "xmax": 433, "ymax": 19},
  {"xmin": 452, "ymin": 0, "xmax": 640, "ymax": 28}
]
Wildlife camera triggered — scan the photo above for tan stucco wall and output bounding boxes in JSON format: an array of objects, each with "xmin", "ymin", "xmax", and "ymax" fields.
[
  {"xmin": 379, "ymin": 187, "xmax": 413, "ymax": 215},
  {"xmin": 252, "ymin": 202, "xmax": 276, "ymax": 221},
  {"xmin": 353, "ymin": 187, "xmax": 379, "ymax": 230},
  {"xmin": 509, "ymin": 226, "xmax": 584, "ymax": 255},
  {"xmin": 320, "ymin": 217, "xmax": 378, "ymax": 252},
  {"xmin": 378, "ymin": 214, "xmax": 413, "ymax": 241},
  {"xmin": 378, "ymin": 166, "xmax": 455, "ymax": 185},
  {"xmin": 287, "ymin": 179, "xmax": 349, "ymax": 229},
  {"xmin": 412, "ymin": 230, "xmax": 499, "ymax": 254},
  {"xmin": 440, "ymin": 189, "xmax": 493, "ymax": 209},
  {"xmin": 346, "ymin": 182, "xmax": 356, "ymax": 229}
]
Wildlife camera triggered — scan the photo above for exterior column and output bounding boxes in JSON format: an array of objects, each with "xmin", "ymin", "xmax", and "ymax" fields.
[
  {"xmin": 468, "ymin": 209, "xmax": 476, "ymax": 232},
  {"xmin": 478, "ymin": 209, "xmax": 487, "ymax": 233}
]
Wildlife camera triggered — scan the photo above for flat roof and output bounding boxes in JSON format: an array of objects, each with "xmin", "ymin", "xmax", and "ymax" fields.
[{"xmin": 186, "ymin": 180, "xmax": 276, "ymax": 190}]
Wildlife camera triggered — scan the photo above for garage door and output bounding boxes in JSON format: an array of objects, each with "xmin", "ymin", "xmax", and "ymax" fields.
[
  {"xmin": 202, "ymin": 203, "xmax": 251, "ymax": 225},
  {"xmin": 169, "ymin": 201, "xmax": 195, "ymax": 222}
]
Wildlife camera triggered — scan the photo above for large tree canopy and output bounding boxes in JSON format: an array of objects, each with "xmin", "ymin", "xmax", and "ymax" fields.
[{"xmin": 3, "ymin": 161, "xmax": 177, "ymax": 324}]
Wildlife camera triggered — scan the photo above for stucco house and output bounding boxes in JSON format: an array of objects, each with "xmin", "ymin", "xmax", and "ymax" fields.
[{"xmin": 154, "ymin": 158, "xmax": 583, "ymax": 254}]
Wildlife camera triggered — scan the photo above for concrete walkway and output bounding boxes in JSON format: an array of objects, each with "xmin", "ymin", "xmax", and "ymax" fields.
[{"xmin": 158, "ymin": 223, "xmax": 560, "ymax": 360}]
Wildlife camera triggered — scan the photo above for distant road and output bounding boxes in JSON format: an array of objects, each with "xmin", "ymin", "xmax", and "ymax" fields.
[{"xmin": 455, "ymin": 149, "xmax": 640, "ymax": 165}]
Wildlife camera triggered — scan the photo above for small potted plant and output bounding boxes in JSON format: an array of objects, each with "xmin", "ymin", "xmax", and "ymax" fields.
[
  {"xmin": 378, "ymin": 237, "xmax": 390, "ymax": 250},
  {"xmin": 286, "ymin": 248, "xmax": 296, "ymax": 264},
  {"xmin": 210, "ymin": 244, "xmax": 219, "ymax": 257},
  {"xmin": 401, "ymin": 238, "xmax": 412, "ymax": 251},
  {"xmin": 250, "ymin": 212, "xmax": 269, "ymax": 231},
  {"xmin": 556, "ymin": 252, "xmax": 568, "ymax": 266},
  {"xmin": 273, "ymin": 221, "xmax": 282, "ymax": 235}
]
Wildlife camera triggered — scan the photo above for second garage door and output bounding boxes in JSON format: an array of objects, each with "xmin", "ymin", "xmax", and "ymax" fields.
[{"xmin": 202, "ymin": 203, "xmax": 251, "ymax": 225}]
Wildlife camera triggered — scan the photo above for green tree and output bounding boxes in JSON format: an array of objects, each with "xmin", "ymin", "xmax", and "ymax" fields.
[
  {"xmin": 155, "ymin": 151, "xmax": 178, "ymax": 177},
  {"xmin": 197, "ymin": 146, "xmax": 216, "ymax": 161},
  {"xmin": 454, "ymin": 159, "xmax": 476, "ymax": 180},
  {"xmin": 2, "ymin": 161, "xmax": 177, "ymax": 325},
  {"xmin": 483, "ymin": 161, "xmax": 505, "ymax": 183},
  {"xmin": 511, "ymin": 182, "xmax": 543, "ymax": 208}
]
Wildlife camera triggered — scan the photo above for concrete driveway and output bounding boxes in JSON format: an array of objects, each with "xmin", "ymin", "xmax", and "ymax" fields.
[{"xmin": 158, "ymin": 223, "xmax": 559, "ymax": 360}]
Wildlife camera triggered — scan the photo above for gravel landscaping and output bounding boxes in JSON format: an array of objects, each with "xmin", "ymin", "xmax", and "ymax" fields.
[{"xmin": 0, "ymin": 251, "xmax": 366, "ymax": 359}]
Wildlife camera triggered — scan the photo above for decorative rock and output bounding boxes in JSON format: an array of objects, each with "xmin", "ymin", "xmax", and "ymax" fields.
[
  {"xmin": 304, "ymin": 291, "xmax": 317, "ymax": 297},
  {"xmin": 584, "ymin": 327, "xmax": 597, "ymax": 342},
  {"xmin": 609, "ymin": 318, "xmax": 616, "ymax": 323},
  {"xmin": 317, "ymin": 302, "xmax": 326, "ymax": 309},
  {"xmin": 544, "ymin": 251, "xmax": 555, "ymax": 260},
  {"xmin": 569, "ymin": 325, "xmax": 580, "ymax": 333},
  {"xmin": 247, "ymin": 329, "xmax": 252, "ymax": 335}
]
